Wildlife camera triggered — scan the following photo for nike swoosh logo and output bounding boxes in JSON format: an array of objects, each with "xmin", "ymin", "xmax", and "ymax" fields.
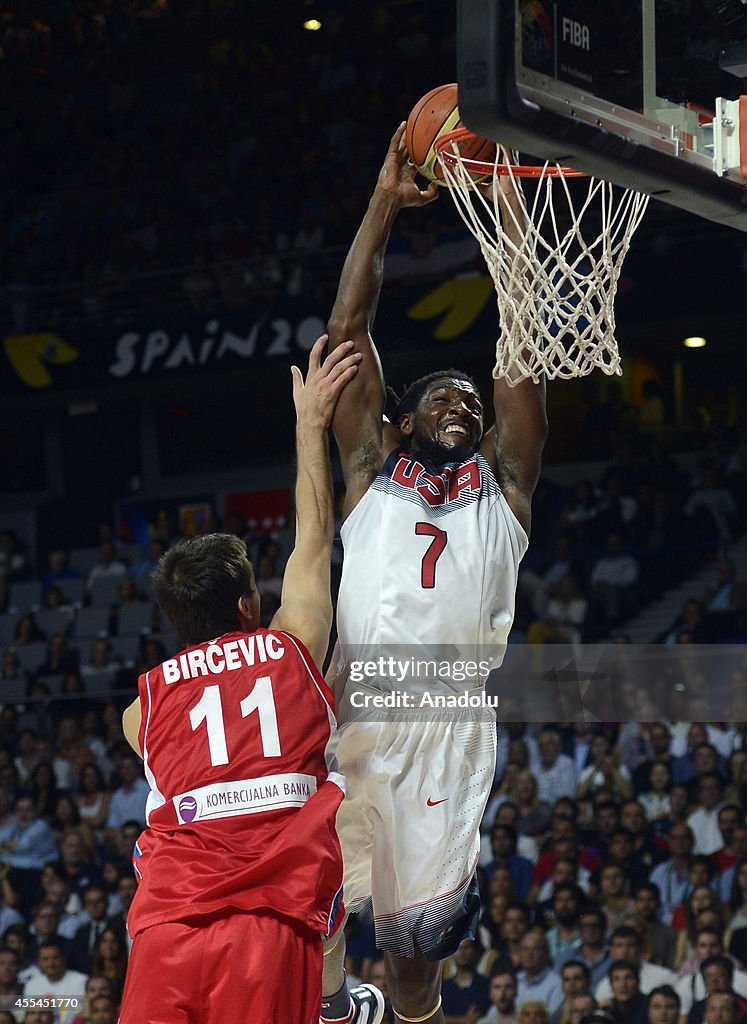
[{"xmin": 427, "ymin": 797, "xmax": 448, "ymax": 807}]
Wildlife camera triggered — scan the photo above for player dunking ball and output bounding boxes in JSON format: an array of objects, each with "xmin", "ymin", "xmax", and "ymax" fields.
[
  {"xmin": 117, "ymin": 336, "xmax": 361, "ymax": 1024},
  {"xmin": 320, "ymin": 126, "xmax": 547, "ymax": 1024}
]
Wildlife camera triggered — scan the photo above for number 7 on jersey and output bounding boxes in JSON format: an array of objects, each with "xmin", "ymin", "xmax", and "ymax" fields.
[{"xmin": 415, "ymin": 522, "xmax": 448, "ymax": 589}]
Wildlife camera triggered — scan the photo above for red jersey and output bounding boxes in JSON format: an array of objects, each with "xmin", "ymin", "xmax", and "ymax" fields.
[{"xmin": 127, "ymin": 628, "xmax": 344, "ymax": 939}]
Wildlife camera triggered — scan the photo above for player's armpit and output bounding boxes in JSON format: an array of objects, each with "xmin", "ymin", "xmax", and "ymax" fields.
[
  {"xmin": 122, "ymin": 698, "xmax": 143, "ymax": 757},
  {"xmin": 488, "ymin": 375, "xmax": 547, "ymax": 535},
  {"xmin": 270, "ymin": 591, "xmax": 332, "ymax": 671}
]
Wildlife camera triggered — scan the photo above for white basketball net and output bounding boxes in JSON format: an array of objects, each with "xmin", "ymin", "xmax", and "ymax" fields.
[{"xmin": 437, "ymin": 148, "xmax": 650, "ymax": 384}]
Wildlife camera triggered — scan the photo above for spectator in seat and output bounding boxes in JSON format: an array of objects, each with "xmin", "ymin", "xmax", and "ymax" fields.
[
  {"xmin": 598, "ymin": 862, "xmax": 635, "ymax": 936},
  {"xmin": 23, "ymin": 938, "xmax": 87, "ymax": 1017},
  {"xmin": 595, "ymin": 927, "xmax": 677, "ymax": 1002},
  {"xmin": 0, "ymin": 796, "xmax": 58, "ymax": 913},
  {"xmin": 683, "ymin": 467, "xmax": 738, "ymax": 546},
  {"xmin": 546, "ymin": 884, "xmax": 586, "ymax": 961},
  {"xmin": 14, "ymin": 615, "xmax": 45, "ymax": 647},
  {"xmin": 675, "ymin": 927, "xmax": 731, "ymax": 985},
  {"xmin": 37, "ymin": 634, "xmax": 79, "ymax": 678},
  {"xmin": 517, "ymin": 928, "xmax": 564, "ymax": 1015},
  {"xmin": 711, "ymin": 806, "xmax": 744, "ymax": 875},
  {"xmin": 645, "ymin": 986, "xmax": 680, "ymax": 1024},
  {"xmin": 476, "ymin": 968, "xmax": 519, "ymax": 1024},
  {"xmin": 536, "ymin": 729, "xmax": 579, "ymax": 805},
  {"xmin": 631, "ymin": 724, "xmax": 675, "ymax": 794},
  {"xmin": 682, "ymin": 959, "xmax": 747, "ymax": 1024},
  {"xmin": 604, "ymin": 960, "xmax": 648, "ymax": 1024},
  {"xmin": 0, "ymin": 946, "xmax": 22, "ymax": 1004},
  {"xmin": 649, "ymin": 824, "xmax": 694, "ymax": 925},
  {"xmin": 639, "ymin": 763, "xmax": 674, "ymax": 825},
  {"xmin": 577, "ymin": 737, "xmax": 633, "ymax": 810},
  {"xmin": 686, "ymin": 776, "xmax": 727, "ymax": 856},
  {"xmin": 41, "ymin": 551, "xmax": 80, "ymax": 598},
  {"xmin": 105, "ymin": 752, "xmax": 148, "ymax": 840},
  {"xmin": 551, "ymin": 961, "xmax": 593, "ymax": 1024},
  {"xmin": 632, "ymin": 884, "xmax": 678, "ymax": 969},
  {"xmin": 68, "ymin": 885, "xmax": 122, "ymax": 976},
  {"xmin": 89, "ymin": 927, "xmax": 127, "ymax": 1003},
  {"xmin": 441, "ymin": 938, "xmax": 491, "ymax": 1023},
  {"xmin": 57, "ymin": 830, "xmax": 102, "ymax": 905},
  {"xmin": 556, "ymin": 906, "xmax": 612, "ymax": 989},
  {"xmin": 486, "ymin": 825, "xmax": 535, "ymax": 902},
  {"xmin": 588, "ymin": 532, "xmax": 639, "ymax": 633},
  {"xmin": 497, "ymin": 902, "xmax": 532, "ymax": 973},
  {"xmin": 85, "ymin": 542, "xmax": 127, "ymax": 598}
]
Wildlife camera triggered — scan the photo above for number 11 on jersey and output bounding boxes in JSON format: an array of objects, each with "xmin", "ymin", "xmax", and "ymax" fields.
[{"xmin": 189, "ymin": 676, "xmax": 282, "ymax": 767}]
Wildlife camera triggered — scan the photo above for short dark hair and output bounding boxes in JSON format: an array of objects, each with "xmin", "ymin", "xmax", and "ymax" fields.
[
  {"xmin": 553, "ymin": 881, "xmax": 584, "ymax": 903},
  {"xmin": 562, "ymin": 960, "xmax": 591, "ymax": 983},
  {"xmin": 700, "ymin": 955, "xmax": 734, "ymax": 982},
  {"xmin": 37, "ymin": 938, "xmax": 66, "ymax": 957},
  {"xmin": 608, "ymin": 827, "xmax": 635, "ymax": 844},
  {"xmin": 594, "ymin": 799, "xmax": 620, "ymax": 815},
  {"xmin": 690, "ymin": 855, "xmax": 716, "ymax": 882},
  {"xmin": 504, "ymin": 901, "xmax": 531, "ymax": 923},
  {"xmin": 698, "ymin": 772, "xmax": 723, "ymax": 789},
  {"xmin": 153, "ymin": 533, "xmax": 254, "ymax": 646},
  {"xmin": 489, "ymin": 964, "xmax": 518, "ymax": 981},
  {"xmin": 634, "ymin": 882, "xmax": 661, "ymax": 902},
  {"xmin": 718, "ymin": 803, "xmax": 743, "ymax": 820},
  {"xmin": 554, "ymin": 796, "xmax": 580, "ymax": 820},
  {"xmin": 610, "ymin": 926, "xmax": 642, "ymax": 947},
  {"xmin": 647, "ymin": 986, "xmax": 680, "ymax": 1010},
  {"xmin": 491, "ymin": 823, "xmax": 518, "ymax": 851},
  {"xmin": 609, "ymin": 959, "xmax": 639, "ymax": 980},
  {"xmin": 579, "ymin": 906, "xmax": 606, "ymax": 927},
  {"xmin": 1, "ymin": 924, "xmax": 29, "ymax": 945},
  {"xmin": 391, "ymin": 369, "xmax": 480, "ymax": 425}
]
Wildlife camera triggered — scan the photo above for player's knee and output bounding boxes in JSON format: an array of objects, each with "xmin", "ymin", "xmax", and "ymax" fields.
[{"xmin": 385, "ymin": 955, "xmax": 441, "ymax": 1016}]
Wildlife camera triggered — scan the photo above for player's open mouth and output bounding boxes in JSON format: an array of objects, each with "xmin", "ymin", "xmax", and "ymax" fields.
[{"xmin": 441, "ymin": 423, "xmax": 468, "ymax": 437}]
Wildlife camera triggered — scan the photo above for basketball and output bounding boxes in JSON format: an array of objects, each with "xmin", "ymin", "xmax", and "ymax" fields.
[{"xmin": 405, "ymin": 82, "xmax": 497, "ymax": 183}]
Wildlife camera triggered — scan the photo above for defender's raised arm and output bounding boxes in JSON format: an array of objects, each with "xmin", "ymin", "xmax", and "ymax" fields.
[{"xmin": 270, "ymin": 335, "xmax": 360, "ymax": 667}]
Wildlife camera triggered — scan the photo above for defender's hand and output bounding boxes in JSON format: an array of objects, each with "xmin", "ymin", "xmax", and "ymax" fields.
[{"xmin": 291, "ymin": 334, "xmax": 361, "ymax": 430}]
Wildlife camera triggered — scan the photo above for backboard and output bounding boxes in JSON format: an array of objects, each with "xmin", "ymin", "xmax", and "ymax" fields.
[{"xmin": 457, "ymin": 0, "xmax": 747, "ymax": 229}]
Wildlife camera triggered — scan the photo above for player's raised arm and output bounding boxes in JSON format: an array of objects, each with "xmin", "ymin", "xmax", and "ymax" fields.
[
  {"xmin": 479, "ymin": 155, "xmax": 548, "ymax": 536},
  {"xmin": 270, "ymin": 335, "xmax": 360, "ymax": 667},
  {"xmin": 327, "ymin": 123, "xmax": 439, "ymax": 517}
]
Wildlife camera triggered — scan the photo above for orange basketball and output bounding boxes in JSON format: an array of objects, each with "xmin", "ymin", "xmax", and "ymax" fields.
[{"xmin": 405, "ymin": 83, "xmax": 497, "ymax": 183}]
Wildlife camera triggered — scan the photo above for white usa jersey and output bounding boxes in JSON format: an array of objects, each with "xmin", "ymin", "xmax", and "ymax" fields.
[{"xmin": 336, "ymin": 447, "xmax": 528, "ymax": 699}]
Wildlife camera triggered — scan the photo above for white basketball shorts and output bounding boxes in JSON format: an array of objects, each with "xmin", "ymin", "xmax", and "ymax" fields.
[{"xmin": 334, "ymin": 712, "xmax": 496, "ymax": 959}]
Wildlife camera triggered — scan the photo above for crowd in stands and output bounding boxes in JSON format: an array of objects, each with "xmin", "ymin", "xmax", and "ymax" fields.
[
  {"xmin": 0, "ymin": 6, "xmax": 746, "ymax": 1021},
  {"xmin": 343, "ymin": 718, "xmax": 747, "ymax": 1024},
  {"xmin": 0, "ymin": 412, "xmax": 742, "ymax": 1019},
  {"xmin": 0, "ymin": 0, "xmax": 459, "ymax": 332}
]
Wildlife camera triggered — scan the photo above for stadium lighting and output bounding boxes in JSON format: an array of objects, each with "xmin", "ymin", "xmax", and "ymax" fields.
[
  {"xmin": 683, "ymin": 336, "xmax": 707, "ymax": 348},
  {"xmin": 304, "ymin": 18, "xmax": 322, "ymax": 30}
]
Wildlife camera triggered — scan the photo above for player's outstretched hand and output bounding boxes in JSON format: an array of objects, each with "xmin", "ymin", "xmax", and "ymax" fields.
[
  {"xmin": 376, "ymin": 122, "xmax": 439, "ymax": 208},
  {"xmin": 291, "ymin": 334, "xmax": 361, "ymax": 430}
]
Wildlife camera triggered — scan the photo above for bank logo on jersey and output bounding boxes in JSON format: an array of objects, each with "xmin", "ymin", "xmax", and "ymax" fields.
[
  {"xmin": 172, "ymin": 772, "xmax": 318, "ymax": 824},
  {"xmin": 375, "ymin": 451, "xmax": 499, "ymax": 515},
  {"xmin": 178, "ymin": 796, "xmax": 198, "ymax": 822}
]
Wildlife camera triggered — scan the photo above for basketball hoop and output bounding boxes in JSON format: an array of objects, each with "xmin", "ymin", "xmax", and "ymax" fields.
[{"xmin": 434, "ymin": 127, "xmax": 650, "ymax": 384}]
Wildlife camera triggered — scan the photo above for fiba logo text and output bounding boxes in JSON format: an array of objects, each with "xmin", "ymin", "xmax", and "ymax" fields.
[{"xmin": 561, "ymin": 17, "xmax": 590, "ymax": 50}]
